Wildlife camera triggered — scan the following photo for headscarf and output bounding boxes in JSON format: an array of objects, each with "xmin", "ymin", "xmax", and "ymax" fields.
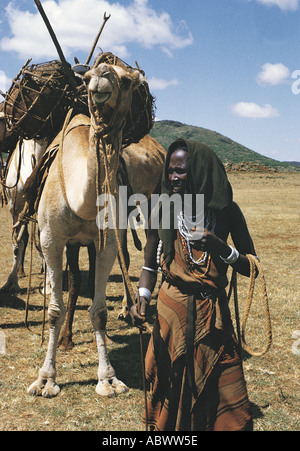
[{"xmin": 158, "ymin": 138, "xmax": 233, "ymax": 266}]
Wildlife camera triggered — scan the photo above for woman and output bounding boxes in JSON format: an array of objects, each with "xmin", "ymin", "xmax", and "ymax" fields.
[{"xmin": 131, "ymin": 139, "xmax": 256, "ymax": 431}]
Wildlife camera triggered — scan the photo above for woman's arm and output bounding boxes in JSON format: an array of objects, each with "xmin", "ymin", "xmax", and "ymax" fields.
[
  {"xmin": 193, "ymin": 203, "xmax": 257, "ymax": 277},
  {"xmin": 228, "ymin": 202, "xmax": 257, "ymax": 276},
  {"xmin": 129, "ymin": 224, "xmax": 160, "ymax": 325}
]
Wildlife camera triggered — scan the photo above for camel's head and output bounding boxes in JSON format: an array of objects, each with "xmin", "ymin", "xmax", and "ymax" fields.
[{"xmin": 83, "ymin": 63, "xmax": 146, "ymax": 129}]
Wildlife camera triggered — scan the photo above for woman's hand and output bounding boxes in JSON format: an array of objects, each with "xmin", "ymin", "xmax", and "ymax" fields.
[
  {"xmin": 129, "ymin": 297, "xmax": 148, "ymax": 327},
  {"xmin": 191, "ymin": 227, "xmax": 255, "ymax": 277},
  {"xmin": 191, "ymin": 228, "xmax": 231, "ymax": 257}
]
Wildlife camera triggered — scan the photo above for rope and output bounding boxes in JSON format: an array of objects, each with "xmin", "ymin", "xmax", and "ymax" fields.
[
  {"xmin": 101, "ymin": 136, "xmax": 152, "ymax": 432},
  {"xmin": 137, "ymin": 289, "xmax": 148, "ymax": 431},
  {"xmin": 229, "ymin": 254, "xmax": 272, "ymax": 357},
  {"xmin": 228, "ymin": 270, "xmax": 243, "ymax": 359},
  {"xmin": 57, "ymin": 108, "xmax": 75, "ymax": 213},
  {"xmin": 242, "ymin": 254, "xmax": 272, "ymax": 357},
  {"xmin": 24, "ymin": 220, "xmax": 47, "ymax": 345},
  {"xmin": 100, "ymin": 135, "xmax": 136, "ymax": 307},
  {"xmin": 41, "ymin": 263, "xmax": 47, "ymax": 345},
  {"xmin": 98, "ymin": 136, "xmax": 153, "ymax": 335}
]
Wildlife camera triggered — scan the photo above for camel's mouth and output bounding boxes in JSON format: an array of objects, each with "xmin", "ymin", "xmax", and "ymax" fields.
[{"xmin": 92, "ymin": 91, "xmax": 112, "ymax": 105}]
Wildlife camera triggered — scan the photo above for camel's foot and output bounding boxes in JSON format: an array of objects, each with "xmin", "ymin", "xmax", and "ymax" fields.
[
  {"xmin": 41, "ymin": 284, "xmax": 51, "ymax": 296},
  {"xmin": 0, "ymin": 279, "xmax": 21, "ymax": 294},
  {"xmin": 105, "ymin": 334, "xmax": 113, "ymax": 346},
  {"xmin": 27, "ymin": 378, "xmax": 60, "ymax": 398},
  {"xmin": 96, "ymin": 378, "xmax": 129, "ymax": 397},
  {"xmin": 58, "ymin": 335, "xmax": 74, "ymax": 351},
  {"xmin": 112, "ymin": 377, "xmax": 129, "ymax": 395},
  {"xmin": 118, "ymin": 306, "xmax": 130, "ymax": 323},
  {"xmin": 17, "ymin": 268, "xmax": 26, "ymax": 278}
]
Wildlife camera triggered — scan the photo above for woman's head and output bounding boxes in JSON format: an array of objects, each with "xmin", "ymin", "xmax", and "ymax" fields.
[
  {"xmin": 160, "ymin": 139, "xmax": 233, "ymax": 266},
  {"xmin": 164, "ymin": 138, "xmax": 232, "ymax": 209},
  {"xmin": 167, "ymin": 147, "xmax": 190, "ymax": 196}
]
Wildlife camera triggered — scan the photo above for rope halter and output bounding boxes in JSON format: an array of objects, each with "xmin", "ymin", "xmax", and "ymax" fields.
[{"xmin": 86, "ymin": 64, "xmax": 124, "ymax": 140}]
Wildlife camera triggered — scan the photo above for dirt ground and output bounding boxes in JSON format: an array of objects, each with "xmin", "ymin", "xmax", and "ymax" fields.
[{"xmin": 0, "ymin": 172, "xmax": 299, "ymax": 431}]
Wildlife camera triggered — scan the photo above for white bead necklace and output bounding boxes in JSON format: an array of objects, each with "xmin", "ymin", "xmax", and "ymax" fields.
[
  {"xmin": 156, "ymin": 240, "xmax": 163, "ymax": 266},
  {"xmin": 178, "ymin": 211, "xmax": 207, "ymax": 265}
]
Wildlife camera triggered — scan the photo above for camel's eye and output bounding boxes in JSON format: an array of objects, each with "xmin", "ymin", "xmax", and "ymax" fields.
[
  {"xmin": 121, "ymin": 76, "xmax": 132, "ymax": 91},
  {"xmin": 83, "ymin": 71, "xmax": 92, "ymax": 85}
]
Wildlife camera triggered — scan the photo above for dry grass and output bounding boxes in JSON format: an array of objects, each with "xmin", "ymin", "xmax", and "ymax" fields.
[{"xmin": 0, "ymin": 172, "xmax": 299, "ymax": 431}]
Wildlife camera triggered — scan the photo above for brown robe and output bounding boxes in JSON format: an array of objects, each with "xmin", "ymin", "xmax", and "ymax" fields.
[{"xmin": 144, "ymin": 232, "xmax": 253, "ymax": 431}]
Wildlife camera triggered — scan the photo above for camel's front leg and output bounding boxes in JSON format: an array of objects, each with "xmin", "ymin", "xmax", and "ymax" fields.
[
  {"xmin": 89, "ymin": 232, "xmax": 129, "ymax": 397},
  {"xmin": 0, "ymin": 234, "xmax": 27, "ymax": 293},
  {"xmin": 28, "ymin": 237, "xmax": 66, "ymax": 398}
]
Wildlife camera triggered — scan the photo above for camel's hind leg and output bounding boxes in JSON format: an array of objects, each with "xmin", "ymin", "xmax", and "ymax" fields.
[
  {"xmin": 58, "ymin": 243, "xmax": 81, "ymax": 350},
  {"xmin": 27, "ymin": 233, "xmax": 66, "ymax": 398}
]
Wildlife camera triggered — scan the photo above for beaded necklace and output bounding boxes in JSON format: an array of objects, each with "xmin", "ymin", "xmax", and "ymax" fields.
[
  {"xmin": 179, "ymin": 233, "xmax": 211, "ymax": 278},
  {"xmin": 178, "ymin": 211, "xmax": 212, "ymax": 278},
  {"xmin": 156, "ymin": 210, "xmax": 215, "ymax": 278}
]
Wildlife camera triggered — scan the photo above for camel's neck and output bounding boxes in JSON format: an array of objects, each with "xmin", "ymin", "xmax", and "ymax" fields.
[
  {"xmin": 90, "ymin": 116, "xmax": 124, "ymax": 154},
  {"xmin": 88, "ymin": 117, "xmax": 124, "ymax": 185},
  {"xmin": 75, "ymin": 120, "xmax": 123, "ymax": 220}
]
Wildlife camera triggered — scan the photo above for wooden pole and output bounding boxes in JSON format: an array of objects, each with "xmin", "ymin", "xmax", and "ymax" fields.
[
  {"xmin": 85, "ymin": 13, "xmax": 111, "ymax": 65},
  {"xmin": 137, "ymin": 289, "xmax": 149, "ymax": 432},
  {"xmin": 33, "ymin": 0, "xmax": 77, "ymax": 91}
]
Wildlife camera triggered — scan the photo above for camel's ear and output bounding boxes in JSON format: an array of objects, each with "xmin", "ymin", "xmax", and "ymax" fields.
[
  {"xmin": 121, "ymin": 71, "xmax": 146, "ymax": 91},
  {"xmin": 131, "ymin": 70, "xmax": 146, "ymax": 90}
]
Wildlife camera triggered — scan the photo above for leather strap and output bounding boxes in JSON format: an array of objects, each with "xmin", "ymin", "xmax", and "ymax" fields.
[{"xmin": 186, "ymin": 295, "xmax": 198, "ymax": 398}]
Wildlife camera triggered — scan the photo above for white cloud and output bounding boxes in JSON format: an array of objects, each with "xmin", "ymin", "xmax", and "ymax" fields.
[
  {"xmin": 256, "ymin": 63, "xmax": 291, "ymax": 86},
  {"xmin": 0, "ymin": 70, "xmax": 11, "ymax": 93},
  {"xmin": 1, "ymin": 0, "xmax": 193, "ymax": 61},
  {"xmin": 257, "ymin": 0, "xmax": 299, "ymax": 11},
  {"xmin": 148, "ymin": 77, "xmax": 179, "ymax": 91},
  {"xmin": 232, "ymin": 102, "xmax": 280, "ymax": 119}
]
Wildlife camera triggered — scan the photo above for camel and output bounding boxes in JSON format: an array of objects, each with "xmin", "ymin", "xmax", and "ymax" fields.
[
  {"xmin": 0, "ymin": 138, "xmax": 49, "ymax": 293},
  {"xmin": 1, "ymin": 80, "xmax": 165, "ymax": 310},
  {"xmin": 58, "ymin": 134, "xmax": 166, "ymax": 350},
  {"xmin": 27, "ymin": 61, "xmax": 146, "ymax": 398},
  {"xmin": 122, "ymin": 134, "xmax": 166, "ymax": 199},
  {"xmin": 0, "ymin": 98, "xmax": 49, "ymax": 293}
]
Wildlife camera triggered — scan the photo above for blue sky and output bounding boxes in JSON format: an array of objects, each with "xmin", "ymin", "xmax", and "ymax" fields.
[{"xmin": 1, "ymin": 0, "xmax": 300, "ymax": 162}]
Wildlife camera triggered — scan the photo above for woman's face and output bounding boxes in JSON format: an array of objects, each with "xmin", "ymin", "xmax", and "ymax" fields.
[{"xmin": 168, "ymin": 149, "xmax": 190, "ymax": 195}]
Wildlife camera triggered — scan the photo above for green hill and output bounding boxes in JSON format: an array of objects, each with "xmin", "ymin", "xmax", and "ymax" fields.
[
  {"xmin": 1, "ymin": 119, "xmax": 298, "ymax": 172},
  {"xmin": 150, "ymin": 120, "xmax": 299, "ymax": 171}
]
